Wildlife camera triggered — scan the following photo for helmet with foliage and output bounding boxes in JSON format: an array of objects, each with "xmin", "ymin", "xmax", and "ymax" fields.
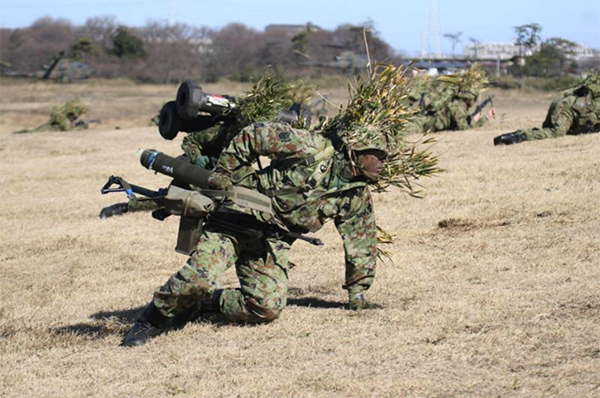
[
  {"xmin": 348, "ymin": 125, "xmax": 389, "ymax": 154},
  {"xmin": 562, "ymin": 70, "xmax": 600, "ymax": 98},
  {"xmin": 321, "ymin": 64, "xmax": 440, "ymax": 193},
  {"xmin": 49, "ymin": 100, "xmax": 88, "ymax": 131},
  {"xmin": 436, "ymin": 64, "xmax": 489, "ymax": 104},
  {"xmin": 578, "ymin": 70, "xmax": 600, "ymax": 98}
]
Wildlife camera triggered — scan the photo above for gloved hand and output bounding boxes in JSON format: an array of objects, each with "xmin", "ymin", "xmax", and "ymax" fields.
[
  {"xmin": 493, "ymin": 131, "xmax": 528, "ymax": 146},
  {"xmin": 194, "ymin": 155, "xmax": 211, "ymax": 169},
  {"xmin": 348, "ymin": 293, "xmax": 383, "ymax": 311},
  {"xmin": 207, "ymin": 173, "xmax": 233, "ymax": 191},
  {"xmin": 99, "ymin": 202, "xmax": 128, "ymax": 219}
]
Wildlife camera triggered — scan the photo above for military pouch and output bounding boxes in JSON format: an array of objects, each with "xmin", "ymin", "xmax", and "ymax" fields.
[{"xmin": 164, "ymin": 185, "xmax": 215, "ymax": 255}]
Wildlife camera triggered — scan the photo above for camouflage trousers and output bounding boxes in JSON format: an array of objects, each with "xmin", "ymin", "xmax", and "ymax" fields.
[
  {"xmin": 523, "ymin": 126, "xmax": 598, "ymax": 140},
  {"xmin": 522, "ymin": 127, "xmax": 565, "ymax": 140},
  {"xmin": 152, "ymin": 228, "xmax": 292, "ymax": 324}
]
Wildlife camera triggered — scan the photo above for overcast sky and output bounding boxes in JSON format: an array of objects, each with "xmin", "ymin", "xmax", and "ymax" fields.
[{"xmin": 1, "ymin": 0, "xmax": 599, "ymax": 57}]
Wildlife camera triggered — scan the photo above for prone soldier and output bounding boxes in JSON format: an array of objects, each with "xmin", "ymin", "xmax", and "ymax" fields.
[
  {"xmin": 494, "ymin": 71, "xmax": 600, "ymax": 145},
  {"xmin": 408, "ymin": 64, "xmax": 495, "ymax": 133}
]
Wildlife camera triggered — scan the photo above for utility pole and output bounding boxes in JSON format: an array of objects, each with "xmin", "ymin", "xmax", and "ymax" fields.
[{"xmin": 421, "ymin": 0, "xmax": 441, "ymax": 59}]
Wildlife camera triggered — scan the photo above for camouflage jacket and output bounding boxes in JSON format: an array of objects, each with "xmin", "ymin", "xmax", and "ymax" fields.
[
  {"xmin": 543, "ymin": 93, "xmax": 600, "ymax": 134},
  {"xmin": 523, "ymin": 93, "xmax": 600, "ymax": 140},
  {"xmin": 181, "ymin": 123, "xmax": 238, "ymax": 167},
  {"xmin": 215, "ymin": 122, "xmax": 378, "ymax": 296},
  {"xmin": 430, "ymin": 98, "xmax": 486, "ymax": 131}
]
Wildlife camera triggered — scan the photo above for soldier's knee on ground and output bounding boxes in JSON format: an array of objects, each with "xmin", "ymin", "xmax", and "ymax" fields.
[{"xmin": 245, "ymin": 297, "xmax": 284, "ymax": 323}]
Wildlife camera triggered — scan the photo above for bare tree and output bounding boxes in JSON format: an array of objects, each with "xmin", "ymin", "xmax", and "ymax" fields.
[
  {"xmin": 206, "ymin": 23, "xmax": 261, "ymax": 80},
  {"xmin": 443, "ymin": 31, "xmax": 462, "ymax": 60},
  {"xmin": 2, "ymin": 17, "xmax": 75, "ymax": 74},
  {"xmin": 468, "ymin": 37, "xmax": 481, "ymax": 59}
]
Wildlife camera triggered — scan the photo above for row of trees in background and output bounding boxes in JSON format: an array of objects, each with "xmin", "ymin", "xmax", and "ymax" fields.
[
  {"xmin": 0, "ymin": 16, "xmax": 393, "ymax": 83},
  {"xmin": 509, "ymin": 23, "xmax": 592, "ymax": 78},
  {"xmin": 0, "ymin": 17, "xmax": 597, "ymax": 84}
]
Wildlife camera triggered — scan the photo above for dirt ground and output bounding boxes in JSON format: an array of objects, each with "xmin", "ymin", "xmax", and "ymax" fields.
[{"xmin": 0, "ymin": 77, "xmax": 598, "ymax": 398}]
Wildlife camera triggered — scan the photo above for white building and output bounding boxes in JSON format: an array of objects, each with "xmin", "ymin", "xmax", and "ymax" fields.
[{"xmin": 463, "ymin": 42, "xmax": 596, "ymax": 61}]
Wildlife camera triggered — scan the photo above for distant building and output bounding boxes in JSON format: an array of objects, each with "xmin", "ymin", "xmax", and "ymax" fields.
[
  {"xmin": 464, "ymin": 42, "xmax": 597, "ymax": 61},
  {"xmin": 264, "ymin": 23, "xmax": 322, "ymax": 37}
]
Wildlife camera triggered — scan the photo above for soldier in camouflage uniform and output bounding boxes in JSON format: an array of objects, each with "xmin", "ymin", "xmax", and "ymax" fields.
[
  {"xmin": 494, "ymin": 71, "xmax": 600, "ymax": 145},
  {"xmin": 408, "ymin": 86, "xmax": 495, "ymax": 133},
  {"xmin": 122, "ymin": 122, "xmax": 387, "ymax": 346},
  {"xmin": 407, "ymin": 64, "xmax": 495, "ymax": 134},
  {"xmin": 14, "ymin": 100, "xmax": 89, "ymax": 134}
]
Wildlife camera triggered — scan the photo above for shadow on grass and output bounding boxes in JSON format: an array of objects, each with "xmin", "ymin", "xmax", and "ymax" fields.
[
  {"xmin": 287, "ymin": 296, "xmax": 346, "ymax": 309},
  {"xmin": 51, "ymin": 295, "xmax": 345, "ymax": 340},
  {"xmin": 51, "ymin": 306, "xmax": 145, "ymax": 339},
  {"xmin": 91, "ymin": 306, "xmax": 144, "ymax": 323}
]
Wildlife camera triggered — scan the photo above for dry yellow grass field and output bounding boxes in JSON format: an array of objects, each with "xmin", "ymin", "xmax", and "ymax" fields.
[{"xmin": 0, "ymin": 78, "xmax": 598, "ymax": 398}]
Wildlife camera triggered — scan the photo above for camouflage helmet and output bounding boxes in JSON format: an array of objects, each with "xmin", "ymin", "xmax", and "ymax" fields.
[
  {"xmin": 346, "ymin": 125, "xmax": 389, "ymax": 155},
  {"xmin": 437, "ymin": 64, "xmax": 488, "ymax": 102},
  {"xmin": 582, "ymin": 71, "xmax": 600, "ymax": 97},
  {"xmin": 564, "ymin": 70, "xmax": 600, "ymax": 98}
]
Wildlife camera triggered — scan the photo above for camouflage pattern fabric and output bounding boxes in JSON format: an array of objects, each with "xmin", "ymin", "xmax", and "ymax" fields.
[
  {"xmin": 180, "ymin": 124, "xmax": 234, "ymax": 166},
  {"xmin": 152, "ymin": 122, "xmax": 378, "ymax": 322},
  {"xmin": 429, "ymin": 96, "xmax": 486, "ymax": 131},
  {"xmin": 406, "ymin": 87, "xmax": 488, "ymax": 133},
  {"xmin": 521, "ymin": 92, "xmax": 600, "ymax": 140},
  {"xmin": 153, "ymin": 229, "xmax": 292, "ymax": 323}
]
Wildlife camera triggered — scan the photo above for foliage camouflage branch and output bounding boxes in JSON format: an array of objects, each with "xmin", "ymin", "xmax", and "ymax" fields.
[{"xmin": 322, "ymin": 63, "xmax": 442, "ymax": 194}]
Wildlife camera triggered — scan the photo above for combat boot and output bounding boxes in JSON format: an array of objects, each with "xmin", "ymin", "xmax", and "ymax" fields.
[
  {"xmin": 348, "ymin": 293, "xmax": 383, "ymax": 311},
  {"xmin": 493, "ymin": 131, "xmax": 528, "ymax": 146},
  {"xmin": 121, "ymin": 302, "xmax": 170, "ymax": 347},
  {"xmin": 169, "ymin": 290, "xmax": 223, "ymax": 330}
]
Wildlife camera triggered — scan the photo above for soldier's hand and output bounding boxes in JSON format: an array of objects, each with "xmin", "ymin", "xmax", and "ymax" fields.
[
  {"xmin": 207, "ymin": 173, "xmax": 233, "ymax": 191},
  {"xmin": 194, "ymin": 155, "xmax": 211, "ymax": 169},
  {"xmin": 348, "ymin": 293, "xmax": 383, "ymax": 311},
  {"xmin": 99, "ymin": 202, "xmax": 129, "ymax": 219}
]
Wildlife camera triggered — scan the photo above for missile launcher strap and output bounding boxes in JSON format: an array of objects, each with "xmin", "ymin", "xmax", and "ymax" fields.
[{"xmin": 164, "ymin": 185, "xmax": 274, "ymax": 255}]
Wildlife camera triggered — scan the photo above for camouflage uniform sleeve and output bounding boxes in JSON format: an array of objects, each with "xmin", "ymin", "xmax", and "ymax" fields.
[
  {"xmin": 181, "ymin": 133, "xmax": 203, "ymax": 164},
  {"xmin": 181, "ymin": 125, "xmax": 223, "ymax": 164},
  {"xmin": 543, "ymin": 97, "xmax": 574, "ymax": 136},
  {"xmin": 449, "ymin": 101, "xmax": 472, "ymax": 130},
  {"xmin": 335, "ymin": 188, "xmax": 378, "ymax": 300},
  {"xmin": 215, "ymin": 122, "xmax": 319, "ymax": 173}
]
